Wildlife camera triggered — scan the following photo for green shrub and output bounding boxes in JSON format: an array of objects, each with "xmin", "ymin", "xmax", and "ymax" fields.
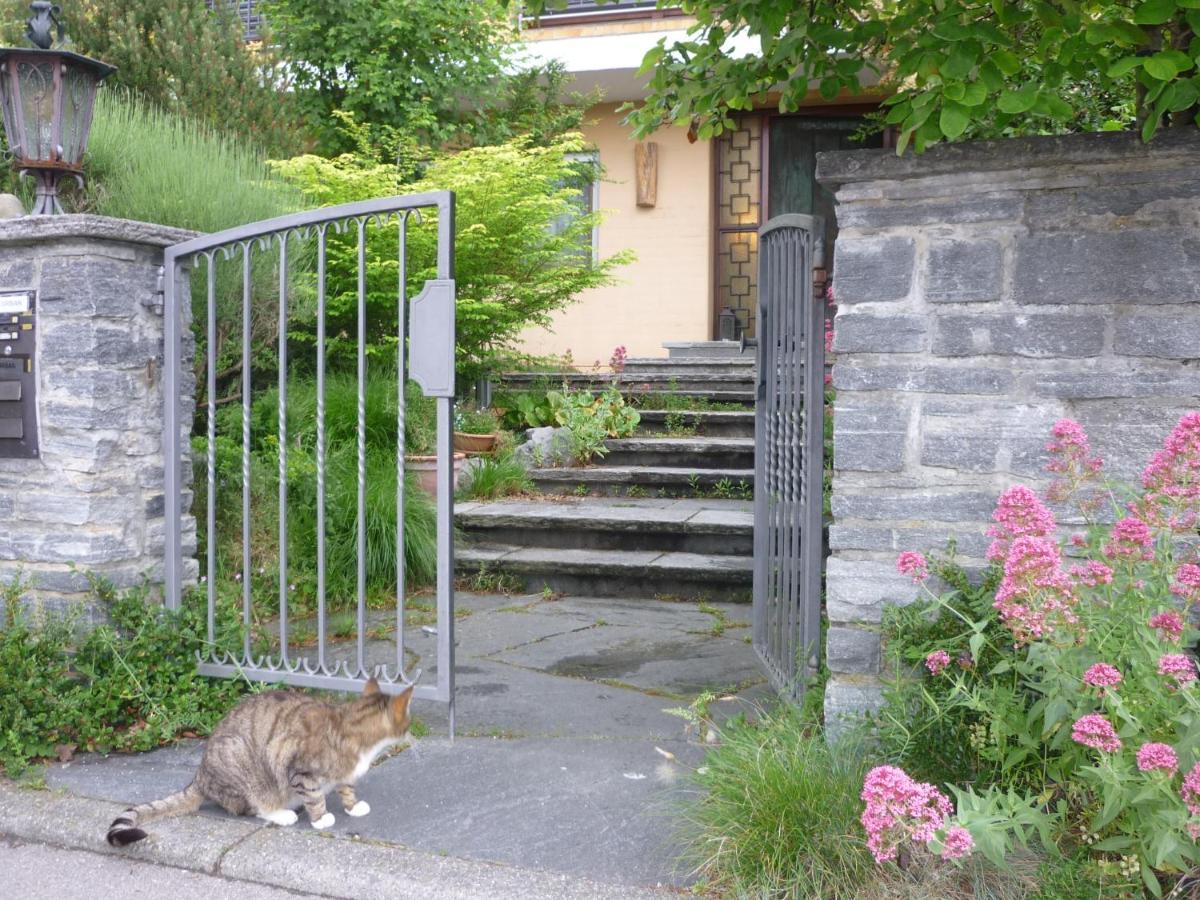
[
  {"xmin": 547, "ymin": 383, "xmax": 640, "ymax": 463},
  {"xmin": 0, "ymin": 574, "xmax": 246, "ymax": 777},
  {"xmin": 679, "ymin": 707, "xmax": 876, "ymax": 898},
  {"xmin": 269, "ymin": 134, "xmax": 633, "ymax": 384}
]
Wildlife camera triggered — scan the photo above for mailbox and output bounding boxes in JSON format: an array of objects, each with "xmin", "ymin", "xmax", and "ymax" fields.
[{"xmin": 0, "ymin": 290, "xmax": 36, "ymax": 458}]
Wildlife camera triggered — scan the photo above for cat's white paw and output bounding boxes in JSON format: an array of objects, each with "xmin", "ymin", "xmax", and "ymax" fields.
[
  {"xmin": 311, "ymin": 812, "xmax": 336, "ymax": 830},
  {"xmin": 347, "ymin": 800, "xmax": 371, "ymax": 817},
  {"xmin": 260, "ymin": 809, "xmax": 298, "ymax": 826}
]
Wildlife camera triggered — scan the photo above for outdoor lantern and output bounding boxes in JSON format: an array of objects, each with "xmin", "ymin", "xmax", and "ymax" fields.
[
  {"xmin": 718, "ymin": 306, "xmax": 740, "ymax": 342},
  {"xmin": 0, "ymin": 2, "xmax": 115, "ymax": 214}
]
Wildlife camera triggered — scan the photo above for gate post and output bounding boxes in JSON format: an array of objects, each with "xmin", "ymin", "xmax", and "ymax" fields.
[{"xmin": 0, "ymin": 215, "xmax": 198, "ymax": 618}]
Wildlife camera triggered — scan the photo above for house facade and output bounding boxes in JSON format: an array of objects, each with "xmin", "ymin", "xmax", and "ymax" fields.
[{"xmin": 518, "ymin": 1, "xmax": 887, "ymax": 363}]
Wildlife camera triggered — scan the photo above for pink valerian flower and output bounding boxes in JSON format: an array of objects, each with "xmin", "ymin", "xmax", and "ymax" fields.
[
  {"xmin": 860, "ymin": 766, "xmax": 954, "ymax": 864},
  {"xmin": 1138, "ymin": 412, "xmax": 1200, "ymax": 530},
  {"xmin": 1183, "ymin": 763, "xmax": 1200, "ymax": 817},
  {"xmin": 896, "ymin": 551, "xmax": 929, "ymax": 583},
  {"xmin": 1171, "ymin": 564, "xmax": 1200, "ymax": 602},
  {"xmin": 925, "ymin": 650, "xmax": 951, "ymax": 676},
  {"xmin": 1071, "ymin": 714, "xmax": 1122, "ymax": 753},
  {"xmin": 1136, "ymin": 743, "xmax": 1179, "ymax": 774},
  {"xmin": 1150, "ymin": 610, "xmax": 1185, "ymax": 642},
  {"xmin": 1159, "ymin": 653, "xmax": 1198, "ymax": 686},
  {"xmin": 1045, "ymin": 419, "xmax": 1104, "ymax": 504},
  {"xmin": 824, "ymin": 318, "xmax": 834, "ymax": 353},
  {"xmin": 1068, "ymin": 561, "xmax": 1114, "ymax": 588},
  {"xmin": 986, "ymin": 485, "xmax": 1057, "ymax": 564},
  {"xmin": 1082, "ymin": 663, "xmax": 1122, "ymax": 690},
  {"xmin": 940, "ymin": 826, "xmax": 974, "ymax": 861},
  {"xmin": 993, "ymin": 536, "xmax": 1079, "ymax": 646},
  {"xmin": 1069, "ymin": 533, "xmax": 1087, "ymax": 548},
  {"xmin": 608, "ymin": 345, "xmax": 627, "ymax": 373},
  {"xmin": 1101, "ymin": 517, "xmax": 1155, "ymax": 561}
]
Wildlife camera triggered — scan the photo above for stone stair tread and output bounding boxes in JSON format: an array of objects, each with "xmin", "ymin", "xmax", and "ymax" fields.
[
  {"xmin": 458, "ymin": 544, "xmax": 754, "ymax": 579},
  {"xmin": 637, "ymin": 409, "xmax": 754, "ymax": 418},
  {"xmin": 605, "ymin": 436, "xmax": 754, "ymax": 451},
  {"xmin": 530, "ymin": 465, "xmax": 754, "ymax": 482},
  {"xmin": 622, "ymin": 357, "xmax": 755, "ymax": 366},
  {"xmin": 500, "ymin": 371, "xmax": 754, "ymax": 384},
  {"xmin": 456, "ymin": 498, "xmax": 752, "ymax": 531}
]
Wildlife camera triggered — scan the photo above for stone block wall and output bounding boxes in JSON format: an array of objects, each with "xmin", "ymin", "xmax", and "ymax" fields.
[
  {"xmin": 0, "ymin": 216, "xmax": 197, "ymax": 618},
  {"xmin": 815, "ymin": 130, "xmax": 1200, "ymax": 725}
]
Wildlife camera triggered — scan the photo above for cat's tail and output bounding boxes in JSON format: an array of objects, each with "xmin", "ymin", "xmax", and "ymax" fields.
[{"xmin": 106, "ymin": 782, "xmax": 204, "ymax": 847}]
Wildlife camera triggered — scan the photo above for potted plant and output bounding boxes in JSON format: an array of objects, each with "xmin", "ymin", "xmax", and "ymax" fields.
[
  {"xmin": 404, "ymin": 384, "xmax": 466, "ymax": 498},
  {"xmin": 453, "ymin": 406, "xmax": 502, "ymax": 454}
]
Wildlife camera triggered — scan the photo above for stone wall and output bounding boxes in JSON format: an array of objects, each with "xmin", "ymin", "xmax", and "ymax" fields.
[
  {"xmin": 815, "ymin": 130, "xmax": 1200, "ymax": 727},
  {"xmin": 0, "ymin": 216, "xmax": 197, "ymax": 618}
]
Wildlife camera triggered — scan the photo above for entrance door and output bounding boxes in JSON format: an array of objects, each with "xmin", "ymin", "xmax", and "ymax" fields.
[{"xmin": 713, "ymin": 113, "xmax": 882, "ymax": 338}]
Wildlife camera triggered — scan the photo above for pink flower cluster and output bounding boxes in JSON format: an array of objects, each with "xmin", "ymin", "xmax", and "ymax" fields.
[
  {"xmin": 1159, "ymin": 653, "xmax": 1198, "ymax": 686},
  {"xmin": 1071, "ymin": 714, "xmax": 1122, "ymax": 753},
  {"xmin": 1068, "ymin": 560, "xmax": 1114, "ymax": 588},
  {"xmin": 896, "ymin": 551, "xmax": 929, "ymax": 583},
  {"xmin": 986, "ymin": 486, "xmax": 1057, "ymax": 564},
  {"xmin": 993, "ymin": 536, "xmax": 1079, "ymax": 646},
  {"xmin": 1101, "ymin": 516, "xmax": 1155, "ymax": 561},
  {"xmin": 1150, "ymin": 610, "xmax": 1185, "ymax": 642},
  {"xmin": 1136, "ymin": 742, "xmax": 1179, "ymax": 774},
  {"xmin": 1045, "ymin": 419, "xmax": 1104, "ymax": 503},
  {"xmin": 1139, "ymin": 412, "xmax": 1200, "ymax": 529},
  {"xmin": 860, "ymin": 766, "xmax": 969, "ymax": 864},
  {"xmin": 609, "ymin": 345, "xmax": 627, "ymax": 373},
  {"xmin": 1171, "ymin": 564, "xmax": 1200, "ymax": 602},
  {"xmin": 925, "ymin": 650, "xmax": 951, "ymax": 676},
  {"xmin": 1082, "ymin": 663, "xmax": 1122, "ymax": 690},
  {"xmin": 1183, "ymin": 762, "xmax": 1200, "ymax": 817}
]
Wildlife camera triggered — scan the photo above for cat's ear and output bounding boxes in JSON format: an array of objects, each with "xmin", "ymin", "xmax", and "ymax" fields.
[
  {"xmin": 363, "ymin": 677, "xmax": 380, "ymax": 696},
  {"xmin": 392, "ymin": 684, "xmax": 414, "ymax": 719}
]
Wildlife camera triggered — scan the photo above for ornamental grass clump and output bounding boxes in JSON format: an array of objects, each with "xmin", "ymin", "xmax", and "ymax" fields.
[{"xmin": 878, "ymin": 413, "xmax": 1200, "ymax": 896}]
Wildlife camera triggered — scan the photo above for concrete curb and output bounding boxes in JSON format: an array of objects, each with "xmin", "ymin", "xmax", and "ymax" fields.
[{"xmin": 0, "ymin": 782, "xmax": 672, "ymax": 899}]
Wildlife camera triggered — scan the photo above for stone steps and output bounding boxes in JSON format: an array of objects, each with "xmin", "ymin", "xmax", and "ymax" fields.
[
  {"xmin": 635, "ymin": 409, "xmax": 755, "ymax": 438},
  {"xmin": 457, "ymin": 543, "xmax": 753, "ymax": 602},
  {"xmin": 456, "ymin": 498, "xmax": 753, "ymax": 555},
  {"xmin": 600, "ymin": 436, "xmax": 754, "ymax": 470},
  {"xmin": 663, "ymin": 340, "xmax": 756, "ymax": 359},
  {"xmin": 498, "ymin": 370, "xmax": 754, "ymax": 396},
  {"xmin": 620, "ymin": 357, "xmax": 756, "ymax": 376},
  {"xmin": 529, "ymin": 464, "xmax": 754, "ymax": 498}
]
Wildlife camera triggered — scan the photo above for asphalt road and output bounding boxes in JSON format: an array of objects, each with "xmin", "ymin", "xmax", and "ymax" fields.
[{"xmin": 1, "ymin": 836, "xmax": 330, "ymax": 899}]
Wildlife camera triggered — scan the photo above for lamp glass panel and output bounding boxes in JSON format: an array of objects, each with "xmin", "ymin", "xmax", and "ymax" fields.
[
  {"xmin": 61, "ymin": 65, "xmax": 94, "ymax": 164},
  {"xmin": 16, "ymin": 60, "xmax": 54, "ymax": 160}
]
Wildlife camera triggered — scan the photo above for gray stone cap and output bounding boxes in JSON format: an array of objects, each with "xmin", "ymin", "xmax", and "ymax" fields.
[
  {"xmin": 0, "ymin": 214, "xmax": 198, "ymax": 248},
  {"xmin": 816, "ymin": 128, "xmax": 1200, "ymax": 186}
]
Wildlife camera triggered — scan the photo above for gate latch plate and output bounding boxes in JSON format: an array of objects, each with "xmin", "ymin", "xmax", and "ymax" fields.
[{"xmin": 409, "ymin": 278, "xmax": 456, "ymax": 398}]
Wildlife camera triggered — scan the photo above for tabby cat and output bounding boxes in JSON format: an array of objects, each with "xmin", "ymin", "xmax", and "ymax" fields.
[{"xmin": 106, "ymin": 679, "xmax": 413, "ymax": 846}]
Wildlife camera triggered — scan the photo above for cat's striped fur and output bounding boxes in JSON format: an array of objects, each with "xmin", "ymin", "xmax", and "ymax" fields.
[{"xmin": 106, "ymin": 679, "xmax": 413, "ymax": 847}]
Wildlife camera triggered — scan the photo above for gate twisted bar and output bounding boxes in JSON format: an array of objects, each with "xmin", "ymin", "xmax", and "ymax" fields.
[
  {"xmin": 753, "ymin": 214, "xmax": 825, "ymax": 702},
  {"xmin": 162, "ymin": 192, "xmax": 456, "ymax": 724}
]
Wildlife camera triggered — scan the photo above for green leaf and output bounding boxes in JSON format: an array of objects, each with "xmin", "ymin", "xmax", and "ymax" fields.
[
  {"xmin": 943, "ymin": 82, "xmax": 966, "ymax": 101},
  {"xmin": 818, "ymin": 77, "xmax": 840, "ymax": 100},
  {"xmin": 1142, "ymin": 860, "xmax": 1163, "ymax": 897},
  {"xmin": 997, "ymin": 84, "xmax": 1039, "ymax": 113},
  {"xmin": 979, "ymin": 61, "xmax": 1005, "ymax": 91},
  {"xmin": 993, "ymin": 49, "xmax": 1021, "ymax": 75},
  {"xmin": 936, "ymin": 103, "xmax": 974, "ymax": 140},
  {"xmin": 1042, "ymin": 93, "xmax": 1074, "ymax": 119},
  {"xmin": 1093, "ymin": 836, "xmax": 1135, "ymax": 852},
  {"xmin": 968, "ymin": 630, "xmax": 986, "ymax": 661},
  {"xmin": 1107, "ymin": 56, "xmax": 1144, "ymax": 78},
  {"xmin": 1134, "ymin": 0, "xmax": 1177, "ymax": 24},
  {"xmin": 960, "ymin": 81, "xmax": 988, "ymax": 106},
  {"xmin": 942, "ymin": 45, "xmax": 978, "ymax": 80},
  {"xmin": 895, "ymin": 127, "xmax": 913, "ymax": 156},
  {"xmin": 933, "ymin": 20, "xmax": 971, "ymax": 41},
  {"xmin": 1145, "ymin": 51, "xmax": 1184, "ymax": 80}
]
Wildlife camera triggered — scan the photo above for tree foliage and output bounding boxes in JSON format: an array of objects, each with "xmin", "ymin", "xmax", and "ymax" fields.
[
  {"xmin": 527, "ymin": 0, "xmax": 1200, "ymax": 152},
  {"xmin": 0, "ymin": 0, "xmax": 301, "ymax": 154}
]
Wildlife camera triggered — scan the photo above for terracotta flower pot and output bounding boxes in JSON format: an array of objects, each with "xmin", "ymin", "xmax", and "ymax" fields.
[
  {"xmin": 453, "ymin": 431, "xmax": 500, "ymax": 454},
  {"xmin": 405, "ymin": 452, "xmax": 467, "ymax": 499}
]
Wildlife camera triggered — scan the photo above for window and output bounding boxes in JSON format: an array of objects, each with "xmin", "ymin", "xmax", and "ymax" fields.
[{"xmin": 548, "ymin": 151, "xmax": 599, "ymax": 263}]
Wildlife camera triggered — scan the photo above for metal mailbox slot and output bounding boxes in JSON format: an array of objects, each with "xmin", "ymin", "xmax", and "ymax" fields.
[{"xmin": 0, "ymin": 290, "xmax": 37, "ymax": 458}]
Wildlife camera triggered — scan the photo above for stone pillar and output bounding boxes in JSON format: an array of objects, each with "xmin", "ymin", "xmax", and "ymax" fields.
[
  {"xmin": 0, "ymin": 215, "xmax": 197, "ymax": 619},
  {"xmin": 815, "ymin": 130, "xmax": 1200, "ymax": 732}
]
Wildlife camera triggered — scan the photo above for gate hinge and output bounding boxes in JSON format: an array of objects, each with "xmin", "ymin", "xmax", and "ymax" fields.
[{"xmin": 144, "ymin": 266, "xmax": 165, "ymax": 316}]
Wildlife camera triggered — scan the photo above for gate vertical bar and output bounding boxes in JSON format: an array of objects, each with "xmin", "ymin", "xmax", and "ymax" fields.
[
  {"xmin": 803, "ymin": 231, "xmax": 827, "ymax": 677},
  {"xmin": 355, "ymin": 219, "xmax": 368, "ymax": 677},
  {"xmin": 277, "ymin": 236, "xmax": 290, "ymax": 664},
  {"xmin": 396, "ymin": 216, "xmax": 409, "ymax": 679},
  {"xmin": 241, "ymin": 244, "xmax": 253, "ymax": 661},
  {"xmin": 205, "ymin": 254, "xmax": 217, "ymax": 639},
  {"xmin": 436, "ymin": 192, "xmax": 456, "ymax": 736},
  {"xmin": 315, "ymin": 227, "xmax": 329, "ymax": 674},
  {"xmin": 163, "ymin": 252, "xmax": 181, "ymax": 610}
]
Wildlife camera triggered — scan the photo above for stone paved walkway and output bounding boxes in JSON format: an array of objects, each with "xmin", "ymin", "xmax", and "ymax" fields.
[{"xmin": 6, "ymin": 591, "xmax": 771, "ymax": 898}]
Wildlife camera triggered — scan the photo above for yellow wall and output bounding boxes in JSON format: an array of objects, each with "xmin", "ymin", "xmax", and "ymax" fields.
[{"xmin": 519, "ymin": 103, "xmax": 713, "ymax": 363}]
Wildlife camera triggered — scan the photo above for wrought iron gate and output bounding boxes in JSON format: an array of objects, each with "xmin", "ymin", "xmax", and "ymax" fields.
[
  {"xmin": 753, "ymin": 214, "xmax": 825, "ymax": 702},
  {"xmin": 162, "ymin": 192, "xmax": 457, "ymax": 728}
]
